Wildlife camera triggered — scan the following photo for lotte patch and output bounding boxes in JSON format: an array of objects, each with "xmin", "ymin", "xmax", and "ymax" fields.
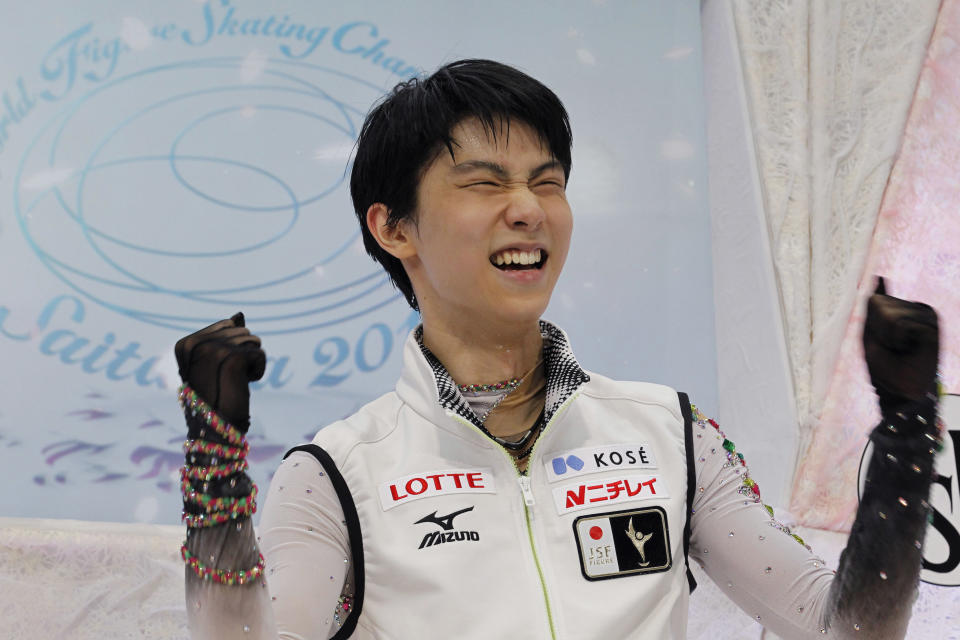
[{"xmin": 573, "ymin": 506, "xmax": 672, "ymax": 581}]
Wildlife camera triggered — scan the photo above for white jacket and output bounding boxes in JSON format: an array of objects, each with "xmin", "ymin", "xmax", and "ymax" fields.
[{"xmin": 300, "ymin": 323, "xmax": 696, "ymax": 639}]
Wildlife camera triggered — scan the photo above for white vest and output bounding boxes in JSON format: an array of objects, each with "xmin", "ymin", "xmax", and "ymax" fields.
[{"xmin": 307, "ymin": 327, "xmax": 693, "ymax": 640}]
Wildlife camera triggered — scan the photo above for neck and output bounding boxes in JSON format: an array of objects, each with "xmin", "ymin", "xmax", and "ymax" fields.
[{"xmin": 421, "ymin": 318, "xmax": 544, "ymax": 387}]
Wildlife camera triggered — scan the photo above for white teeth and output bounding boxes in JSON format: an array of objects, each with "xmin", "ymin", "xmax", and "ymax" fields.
[{"xmin": 492, "ymin": 249, "xmax": 544, "ymax": 266}]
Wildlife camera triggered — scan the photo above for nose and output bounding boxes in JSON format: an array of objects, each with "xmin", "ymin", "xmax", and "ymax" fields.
[{"xmin": 503, "ymin": 188, "xmax": 546, "ymax": 230}]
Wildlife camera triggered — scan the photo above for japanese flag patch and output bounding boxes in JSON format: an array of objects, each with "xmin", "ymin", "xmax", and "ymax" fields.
[{"xmin": 573, "ymin": 507, "xmax": 672, "ymax": 580}]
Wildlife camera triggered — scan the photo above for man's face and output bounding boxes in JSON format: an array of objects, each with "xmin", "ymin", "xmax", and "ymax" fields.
[{"xmin": 402, "ymin": 117, "xmax": 573, "ymax": 330}]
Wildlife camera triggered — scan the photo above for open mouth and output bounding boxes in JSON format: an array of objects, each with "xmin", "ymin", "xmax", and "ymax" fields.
[{"xmin": 490, "ymin": 248, "xmax": 547, "ymax": 271}]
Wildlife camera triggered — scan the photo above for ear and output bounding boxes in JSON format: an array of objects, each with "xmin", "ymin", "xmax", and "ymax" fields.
[{"xmin": 366, "ymin": 203, "xmax": 417, "ymax": 260}]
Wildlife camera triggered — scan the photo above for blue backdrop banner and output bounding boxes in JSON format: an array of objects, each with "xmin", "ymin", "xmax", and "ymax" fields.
[{"xmin": 0, "ymin": 0, "xmax": 715, "ymax": 523}]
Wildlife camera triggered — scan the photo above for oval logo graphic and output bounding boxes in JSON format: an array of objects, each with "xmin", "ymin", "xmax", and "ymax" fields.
[{"xmin": 15, "ymin": 57, "xmax": 394, "ymax": 334}]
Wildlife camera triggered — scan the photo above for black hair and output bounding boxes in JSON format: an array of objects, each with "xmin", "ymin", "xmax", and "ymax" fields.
[{"xmin": 349, "ymin": 59, "xmax": 572, "ymax": 310}]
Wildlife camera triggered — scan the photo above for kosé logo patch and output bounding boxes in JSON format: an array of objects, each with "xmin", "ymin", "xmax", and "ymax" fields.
[
  {"xmin": 544, "ymin": 443, "xmax": 656, "ymax": 482},
  {"xmin": 573, "ymin": 507, "xmax": 672, "ymax": 580},
  {"xmin": 415, "ymin": 506, "xmax": 480, "ymax": 549}
]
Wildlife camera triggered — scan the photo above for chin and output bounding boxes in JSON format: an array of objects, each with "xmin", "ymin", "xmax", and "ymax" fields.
[{"xmin": 488, "ymin": 297, "xmax": 552, "ymax": 326}]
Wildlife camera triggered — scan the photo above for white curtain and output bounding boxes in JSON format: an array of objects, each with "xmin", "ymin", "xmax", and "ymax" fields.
[{"xmin": 724, "ymin": 0, "xmax": 941, "ymax": 525}]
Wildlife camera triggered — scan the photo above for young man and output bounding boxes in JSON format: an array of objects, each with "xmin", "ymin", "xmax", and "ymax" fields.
[{"xmin": 176, "ymin": 60, "xmax": 941, "ymax": 639}]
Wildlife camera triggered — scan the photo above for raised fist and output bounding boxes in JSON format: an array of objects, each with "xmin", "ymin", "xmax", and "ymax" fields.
[
  {"xmin": 862, "ymin": 277, "xmax": 939, "ymax": 409},
  {"xmin": 174, "ymin": 312, "xmax": 266, "ymax": 432}
]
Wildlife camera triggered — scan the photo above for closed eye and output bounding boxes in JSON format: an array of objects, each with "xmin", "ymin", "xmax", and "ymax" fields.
[{"xmin": 533, "ymin": 180, "xmax": 565, "ymax": 190}]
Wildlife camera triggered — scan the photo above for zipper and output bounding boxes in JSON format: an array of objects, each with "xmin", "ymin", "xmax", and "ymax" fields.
[
  {"xmin": 447, "ymin": 390, "xmax": 580, "ymax": 640},
  {"xmin": 518, "ymin": 475, "xmax": 536, "ymax": 506}
]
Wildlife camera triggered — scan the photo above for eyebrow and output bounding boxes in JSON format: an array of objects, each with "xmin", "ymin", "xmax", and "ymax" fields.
[{"xmin": 450, "ymin": 159, "xmax": 563, "ymax": 181}]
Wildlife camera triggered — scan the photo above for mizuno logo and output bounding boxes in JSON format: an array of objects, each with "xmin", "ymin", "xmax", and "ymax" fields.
[
  {"xmin": 414, "ymin": 506, "xmax": 474, "ymax": 531},
  {"xmin": 414, "ymin": 506, "xmax": 480, "ymax": 550}
]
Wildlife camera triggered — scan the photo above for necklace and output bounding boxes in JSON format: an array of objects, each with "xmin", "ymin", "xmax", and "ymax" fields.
[
  {"xmin": 457, "ymin": 378, "xmax": 521, "ymax": 394},
  {"xmin": 457, "ymin": 355, "xmax": 545, "ymax": 453},
  {"xmin": 491, "ymin": 424, "xmax": 537, "ymax": 450}
]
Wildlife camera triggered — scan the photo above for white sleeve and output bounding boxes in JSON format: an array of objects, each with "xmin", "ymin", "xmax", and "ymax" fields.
[
  {"xmin": 688, "ymin": 400, "xmax": 937, "ymax": 640},
  {"xmin": 688, "ymin": 411, "xmax": 835, "ymax": 638},
  {"xmin": 185, "ymin": 450, "xmax": 352, "ymax": 640},
  {"xmin": 259, "ymin": 450, "xmax": 353, "ymax": 640}
]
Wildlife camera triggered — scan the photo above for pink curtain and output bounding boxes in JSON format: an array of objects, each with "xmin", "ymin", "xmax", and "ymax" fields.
[{"xmin": 791, "ymin": 0, "xmax": 960, "ymax": 529}]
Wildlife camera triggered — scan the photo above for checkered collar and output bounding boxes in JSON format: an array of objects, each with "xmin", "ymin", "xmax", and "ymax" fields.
[{"xmin": 413, "ymin": 320, "xmax": 590, "ymax": 430}]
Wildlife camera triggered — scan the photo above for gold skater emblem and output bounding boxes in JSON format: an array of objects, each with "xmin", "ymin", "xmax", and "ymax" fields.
[{"xmin": 626, "ymin": 517, "xmax": 654, "ymax": 567}]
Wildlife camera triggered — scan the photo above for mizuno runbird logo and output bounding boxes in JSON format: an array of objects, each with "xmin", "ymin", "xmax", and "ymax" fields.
[
  {"xmin": 414, "ymin": 506, "xmax": 474, "ymax": 531},
  {"xmin": 415, "ymin": 506, "xmax": 480, "ymax": 549}
]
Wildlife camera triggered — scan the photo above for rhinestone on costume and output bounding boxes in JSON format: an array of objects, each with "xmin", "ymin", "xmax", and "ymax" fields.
[
  {"xmin": 854, "ymin": 623, "xmax": 861, "ymax": 631},
  {"xmin": 878, "ymin": 511, "xmax": 887, "ymax": 520},
  {"xmin": 879, "ymin": 571, "xmax": 888, "ymax": 580},
  {"xmin": 764, "ymin": 567, "xmax": 772, "ymax": 574},
  {"xmin": 237, "ymin": 522, "xmax": 242, "ymax": 531},
  {"xmin": 886, "ymin": 453, "xmax": 897, "ymax": 463},
  {"xmin": 898, "ymin": 497, "xmax": 908, "ymax": 507},
  {"xmin": 797, "ymin": 606, "xmax": 804, "ymax": 613},
  {"xmin": 729, "ymin": 532, "xmax": 735, "ymax": 537},
  {"xmin": 759, "ymin": 535, "xmax": 765, "ymax": 541},
  {"xmin": 703, "ymin": 548, "xmax": 709, "ymax": 554},
  {"xmin": 917, "ymin": 415, "xmax": 927, "ymax": 425},
  {"xmin": 243, "ymin": 625, "xmax": 250, "ymax": 633}
]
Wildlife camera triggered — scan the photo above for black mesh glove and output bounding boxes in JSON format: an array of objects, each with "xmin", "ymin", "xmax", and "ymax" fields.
[
  {"xmin": 174, "ymin": 312, "xmax": 266, "ymax": 435},
  {"xmin": 826, "ymin": 279, "xmax": 941, "ymax": 637},
  {"xmin": 175, "ymin": 312, "xmax": 266, "ymax": 511},
  {"xmin": 862, "ymin": 277, "xmax": 939, "ymax": 414}
]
